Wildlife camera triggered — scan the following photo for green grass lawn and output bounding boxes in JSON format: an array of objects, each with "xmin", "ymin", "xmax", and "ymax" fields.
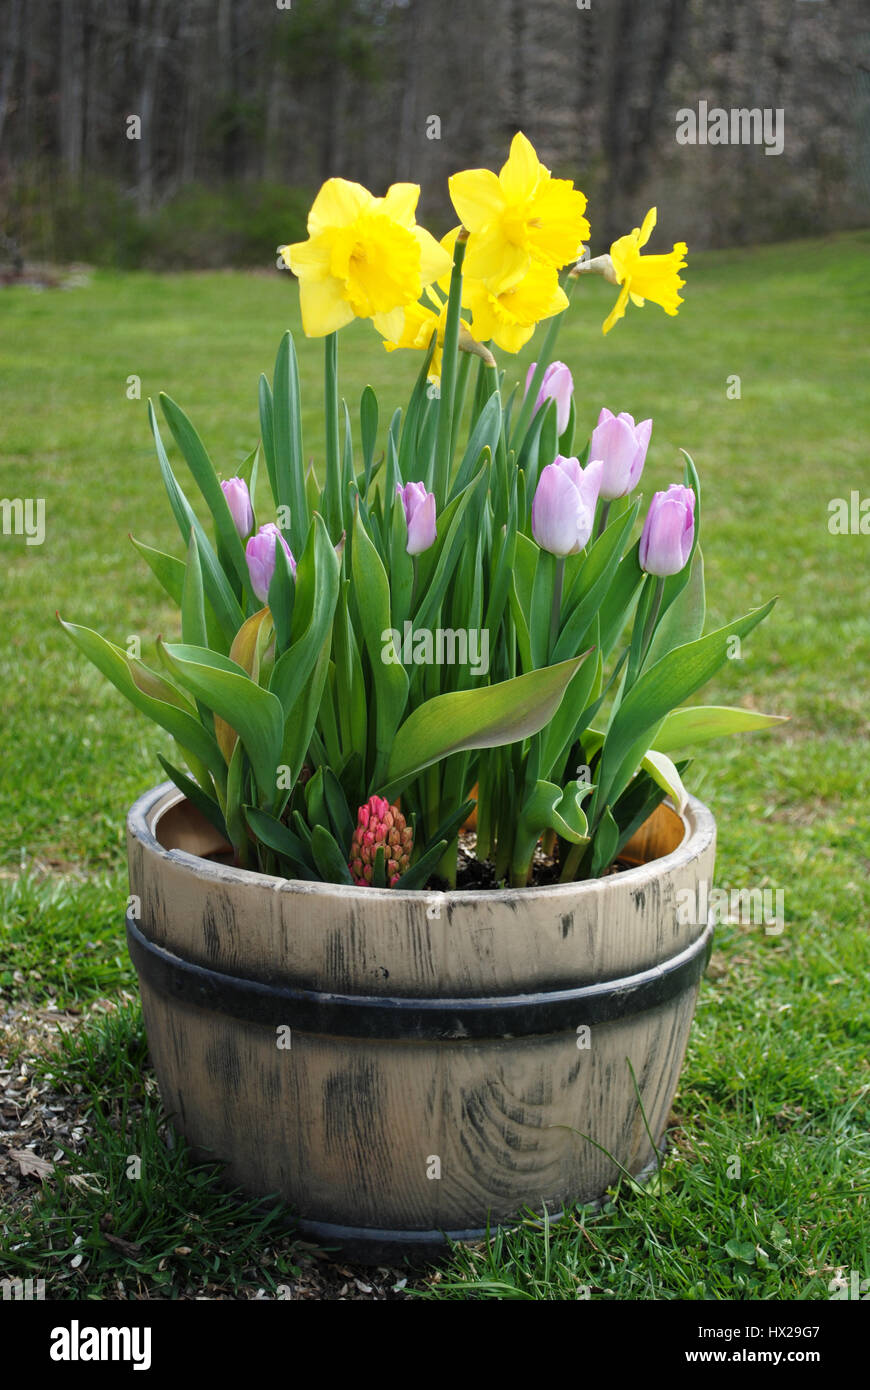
[{"xmin": 1, "ymin": 233, "xmax": 869, "ymax": 1300}]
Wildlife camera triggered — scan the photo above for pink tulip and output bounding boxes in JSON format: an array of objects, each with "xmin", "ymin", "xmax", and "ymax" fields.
[
  {"xmin": 245, "ymin": 523, "xmax": 296, "ymax": 602},
  {"xmin": 639, "ymin": 485, "xmax": 695, "ymax": 576},
  {"xmin": 396, "ymin": 481, "xmax": 437, "ymax": 555},
  {"xmin": 221, "ymin": 477, "xmax": 254, "ymax": 539},
  {"xmin": 589, "ymin": 407, "xmax": 652, "ymax": 500},
  {"xmin": 531, "ymin": 455, "xmax": 604, "ymax": 556},
  {"xmin": 525, "ymin": 361, "xmax": 574, "ymax": 437}
]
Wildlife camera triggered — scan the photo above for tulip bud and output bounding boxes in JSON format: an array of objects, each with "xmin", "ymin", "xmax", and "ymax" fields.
[
  {"xmin": 531, "ymin": 455, "xmax": 603, "ymax": 557},
  {"xmin": 524, "ymin": 361, "xmax": 574, "ymax": 437},
  {"xmin": 245, "ymin": 522, "xmax": 296, "ymax": 603},
  {"xmin": 589, "ymin": 408, "xmax": 652, "ymax": 500},
  {"xmin": 396, "ymin": 481, "xmax": 437, "ymax": 555},
  {"xmin": 639, "ymin": 485, "xmax": 695, "ymax": 576},
  {"xmin": 221, "ymin": 477, "xmax": 254, "ymax": 540}
]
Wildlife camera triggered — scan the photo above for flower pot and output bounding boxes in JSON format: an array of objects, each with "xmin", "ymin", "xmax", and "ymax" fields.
[{"xmin": 126, "ymin": 781, "xmax": 715, "ymax": 1264}]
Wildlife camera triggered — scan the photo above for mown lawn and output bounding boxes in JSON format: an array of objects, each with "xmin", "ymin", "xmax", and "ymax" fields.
[{"xmin": 1, "ymin": 233, "xmax": 868, "ymax": 1300}]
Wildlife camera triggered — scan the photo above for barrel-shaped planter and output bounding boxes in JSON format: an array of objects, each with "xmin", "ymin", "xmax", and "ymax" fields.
[{"xmin": 126, "ymin": 782, "xmax": 715, "ymax": 1263}]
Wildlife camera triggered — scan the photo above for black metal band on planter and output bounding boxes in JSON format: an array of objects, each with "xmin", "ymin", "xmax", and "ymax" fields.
[{"xmin": 126, "ymin": 913, "xmax": 713, "ymax": 1041}]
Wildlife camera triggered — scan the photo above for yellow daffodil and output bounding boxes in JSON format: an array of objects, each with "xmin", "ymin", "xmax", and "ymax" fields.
[
  {"xmin": 280, "ymin": 179, "xmax": 452, "ymax": 338},
  {"xmin": 449, "ymin": 131, "xmax": 590, "ymax": 294},
  {"xmin": 375, "ymin": 295, "xmax": 448, "ymax": 377},
  {"xmin": 463, "ymin": 261, "xmax": 569, "ymax": 354},
  {"xmin": 601, "ymin": 207, "xmax": 687, "ymax": 335}
]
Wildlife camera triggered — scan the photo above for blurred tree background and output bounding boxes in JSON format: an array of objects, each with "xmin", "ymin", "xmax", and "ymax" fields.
[{"xmin": 0, "ymin": 0, "xmax": 867, "ymax": 269}]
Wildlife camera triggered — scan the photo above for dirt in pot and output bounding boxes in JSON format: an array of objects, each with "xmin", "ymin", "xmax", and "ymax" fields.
[{"xmin": 427, "ymin": 831, "xmax": 632, "ymax": 891}]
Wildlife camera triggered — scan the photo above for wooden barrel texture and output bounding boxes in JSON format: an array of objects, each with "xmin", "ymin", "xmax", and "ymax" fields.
[{"xmin": 126, "ymin": 783, "xmax": 716, "ymax": 1261}]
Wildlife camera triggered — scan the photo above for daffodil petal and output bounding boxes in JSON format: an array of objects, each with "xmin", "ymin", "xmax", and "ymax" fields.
[
  {"xmin": 299, "ymin": 275, "xmax": 356, "ymax": 337},
  {"xmin": 284, "ymin": 236, "xmax": 331, "ymax": 277},
  {"xmin": 307, "ymin": 178, "xmax": 371, "ymax": 234},
  {"xmin": 602, "ymin": 282, "xmax": 631, "ymax": 336},
  {"xmin": 414, "ymin": 226, "xmax": 454, "ymax": 287},
  {"xmin": 448, "ymin": 168, "xmax": 504, "ymax": 232},
  {"xmin": 464, "ymin": 229, "xmax": 528, "ymax": 289},
  {"xmin": 637, "ymin": 207, "xmax": 657, "ymax": 247},
  {"xmin": 499, "ymin": 130, "xmax": 541, "ymax": 203},
  {"xmin": 380, "ymin": 182, "xmax": 421, "ymax": 227}
]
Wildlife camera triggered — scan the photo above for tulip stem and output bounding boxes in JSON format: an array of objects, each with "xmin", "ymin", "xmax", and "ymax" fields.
[
  {"xmin": 549, "ymin": 557, "xmax": 565, "ymax": 659},
  {"xmin": 596, "ymin": 500, "xmax": 611, "ymax": 538},
  {"xmin": 640, "ymin": 576, "xmax": 666, "ymax": 665}
]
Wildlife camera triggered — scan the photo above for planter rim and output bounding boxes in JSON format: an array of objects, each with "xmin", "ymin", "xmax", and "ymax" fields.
[{"xmin": 129, "ymin": 780, "xmax": 716, "ymax": 907}]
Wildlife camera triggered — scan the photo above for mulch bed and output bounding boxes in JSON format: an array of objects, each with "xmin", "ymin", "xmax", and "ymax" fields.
[{"xmin": 0, "ymin": 1001, "xmax": 433, "ymax": 1300}]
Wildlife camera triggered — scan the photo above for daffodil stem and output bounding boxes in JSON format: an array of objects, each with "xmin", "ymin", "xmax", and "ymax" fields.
[
  {"xmin": 324, "ymin": 332, "xmax": 342, "ymax": 539},
  {"xmin": 433, "ymin": 235, "xmax": 467, "ymax": 510},
  {"xmin": 509, "ymin": 274, "xmax": 578, "ymax": 451}
]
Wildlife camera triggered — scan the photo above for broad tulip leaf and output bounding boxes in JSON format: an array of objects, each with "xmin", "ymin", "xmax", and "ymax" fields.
[
  {"xmin": 58, "ymin": 619, "xmax": 224, "ymax": 779},
  {"xmin": 270, "ymin": 512, "xmax": 340, "ymax": 719},
  {"xmin": 158, "ymin": 640, "xmax": 284, "ymax": 799},
  {"xmin": 310, "ymin": 824, "xmax": 355, "ymax": 886},
  {"xmin": 214, "ymin": 607, "xmax": 274, "ymax": 764},
  {"xmin": 640, "ymin": 748, "xmax": 688, "ymax": 814},
  {"xmin": 383, "ymin": 655, "xmax": 586, "ymax": 791},
  {"xmin": 157, "ymin": 754, "xmax": 228, "ymax": 840},
  {"xmin": 653, "ymin": 704, "xmax": 789, "ymax": 753},
  {"xmin": 594, "ymin": 598, "xmax": 777, "ymax": 816}
]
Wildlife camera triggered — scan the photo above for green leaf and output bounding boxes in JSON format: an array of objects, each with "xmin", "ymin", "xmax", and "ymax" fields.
[
  {"xmin": 351, "ymin": 504, "xmax": 410, "ymax": 783},
  {"xmin": 310, "ymin": 824, "xmax": 355, "ymax": 885},
  {"xmin": 645, "ymin": 545, "xmax": 706, "ymax": 667},
  {"xmin": 149, "ymin": 400, "xmax": 244, "ymax": 643},
  {"xmin": 360, "ymin": 385, "xmax": 379, "ymax": 490},
  {"xmin": 129, "ymin": 535, "xmax": 185, "ymax": 606},
  {"xmin": 392, "ymin": 840, "xmax": 449, "ymax": 891},
  {"xmin": 181, "ymin": 529, "xmax": 208, "ymax": 649},
  {"xmin": 590, "ymin": 806, "xmax": 619, "ymax": 878},
  {"xmin": 258, "ymin": 374, "xmax": 278, "ymax": 506},
  {"xmin": 159, "ymin": 640, "xmax": 284, "ymax": 801},
  {"xmin": 273, "ymin": 331, "xmax": 309, "ymax": 553},
  {"xmin": 640, "ymin": 748, "xmax": 688, "ymax": 814},
  {"xmin": 244, "ymin": 806, "xmax": 317, "ymax": 878},
  {"xmin": 514, "ymin": 779, "xmax": 589, "ymax": 878},
  {"xmin": 58, "ymin": 618, "xmax": 224, "ymax": 780},
  {"xmin": 653, "ymin": 704, "xmax": 789, "ymax": 754},
  {"xmin": 594, "ymin": 598, "xmax": 778, "ymax": 817},
  {"xmin": 157, "ymin": 754, "xmax": 228, "ymax": 840},
  {"xmin": 383, "ymin": 655, "xmax": 587, "ymax": 791},
  {"xmin": 159, "ymin": 393, "xmax": 250, "ymax": 593}
]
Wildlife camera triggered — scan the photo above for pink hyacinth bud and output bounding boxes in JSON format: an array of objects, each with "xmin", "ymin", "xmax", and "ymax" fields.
[
  {"xmin": 245, "ymin": 522, "xmax": 296, "ymax": 603},
  {"xmin": 639, "ymin": 484, "xmax": 695, "ymax": 577},
  {"xmin": 589, "ymin": 407, "xmax": 652, "ymax": 500},
  {"xmin": 349, "ymin": 795, "xmax": 414, "ymax": 887},
  {"xmin": 396, "ymin": 481, "xmax": 437, "ymax": 555}
]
